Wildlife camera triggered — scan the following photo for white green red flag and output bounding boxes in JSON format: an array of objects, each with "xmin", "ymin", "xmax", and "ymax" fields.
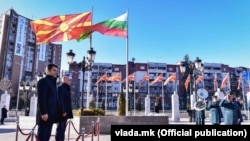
[{"xmin": 78, "ymin": 12, "xmax": 127, "ymax": 40}]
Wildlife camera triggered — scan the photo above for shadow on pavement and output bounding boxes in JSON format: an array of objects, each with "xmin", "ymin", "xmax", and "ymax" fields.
[{"xmin": 0, "ymin": 128, "xmax": 16, "ymax": 133}]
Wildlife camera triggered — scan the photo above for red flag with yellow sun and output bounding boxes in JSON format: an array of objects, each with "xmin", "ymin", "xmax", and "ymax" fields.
[{"xmin": 30, "ymin": 12, "xmax": 92, "ymax": 44}]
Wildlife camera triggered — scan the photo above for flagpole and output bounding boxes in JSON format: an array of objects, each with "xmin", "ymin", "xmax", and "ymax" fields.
[
  {"xmin": 133, "ymin": 78, "xmax": 135, "ymax": 116},
  {"xmin": 162, "ymin": 81, "xmax": 164, "ymax": 113},
  {"xmin": 125, "ymin": 9, "xmax": 129, "ymax": 116},
  {"xmin": 175, "ymin": 70, "xmax": 178, "ymax": 93},
  {"xmin": 105, "ymin": 81, "xmax": 107, "ymax": 112},
  {"xmin": 228, "ymin": 73, "xmax": 231, "ymax": 91},
  {"xmin": 240, "ymin": 73, "xmax": 247, "ymax": 116},
  {"xmin": 96, "ymin": 83, "xmax": 99, "ymax": 108},
  {"xmin": 248, "ymin": 68, "xmax": 250, "ymax": 91},
  {"xmin": 86, "ymin": 7, "xmax": 94, "ymax": 109},
  {"xmin": 148, "ymin": 76, "xmax": 150, "ymax": 113}
]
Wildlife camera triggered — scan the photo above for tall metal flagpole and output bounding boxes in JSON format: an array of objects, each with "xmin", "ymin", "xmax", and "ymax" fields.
[
  {"xmin": 15, "ymin": 30, "xmax": 25, "ymax": 141},
  {"xmin": 96, "ymin": 83, "xmax": 99, "ymax": 108},
  {"xmin": 105, "ymin": 81, "xmax": 107, "ymax": 112},
  {"xmin": 162, "ymin": 81, "xmax": 164, "ymax": 113},
  {"xmin": 133, "ymin": 76, "xmax": 136, "ymax": 115},
  {"xmin": 125, "ymin": 9, "xmax": 129, "ymax": 116},
  {"xmin": 147, "ymin": 73, "xmax": 150, "ymax": 112},
  {"xmin": 86, "ymin": 7, "xmax": 94, "ymax": 109},
  {"xmin": 16, "ymin": 45, "xmax": 25, "ymax": 116}
]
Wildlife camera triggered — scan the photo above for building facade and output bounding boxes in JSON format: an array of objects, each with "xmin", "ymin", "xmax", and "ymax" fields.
[
  {"xmin": 0, "ymin": 9, "xmax": 62, "ymax": 109},
  {"xmin": 66, "ymin": 60, "xmax": 249, "ymax": 111}
]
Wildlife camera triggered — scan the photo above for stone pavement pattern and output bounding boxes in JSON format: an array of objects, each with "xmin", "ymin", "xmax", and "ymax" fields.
[{"xmin": 0, "ymin": 113, "xmax": 249, "ymax": 141}]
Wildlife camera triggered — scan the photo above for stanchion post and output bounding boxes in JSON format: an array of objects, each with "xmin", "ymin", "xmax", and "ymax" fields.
[
  {"xmin": 97, "ymin": 117, "xmax": 100, "ymax": 141},
  {"xmin": 15, "ymin": 116, "xmax": 19, "ymax": 141},
  {"xmin": 67, "ymin": 120, "xmax": 71, "ymax": 141},
  {"xmin": 31, "ymin": 128, "xmax": 35, "ymax": 141},
  {"xmin": 81, "ymin": 128, "xmax": 85, "ymax": 141},
  {"xmin": 91, "ymin": 121, "xmax": 94, "ymax": 141}
]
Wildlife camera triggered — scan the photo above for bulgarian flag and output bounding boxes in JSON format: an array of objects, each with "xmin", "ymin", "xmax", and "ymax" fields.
[
  {"xmin": 30, "ymin": 12, "xmax": 92, "ymax": 44},
  {"xmin": 78, "ymin": 12, "xmax": 127, "ymax": 40}
]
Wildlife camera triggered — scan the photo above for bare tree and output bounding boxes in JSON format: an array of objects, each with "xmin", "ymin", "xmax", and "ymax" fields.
[{"xmin": 0, "ymin": 78, "xmax": 13, "ymax": 96}]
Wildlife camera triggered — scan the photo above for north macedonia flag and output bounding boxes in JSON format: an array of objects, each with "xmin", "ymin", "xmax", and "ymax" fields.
[{"xmin": 30, "ymin": 12, "xmax": 92, "ymax": 44}]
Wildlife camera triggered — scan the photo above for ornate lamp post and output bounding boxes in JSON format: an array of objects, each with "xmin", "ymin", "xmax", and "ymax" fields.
[
  {"xmin": 37, "ymin": 72, "xmax": 45, "ymax": 81},
  {"xmin": 123, "ymin": 83, "xmax": 133, "ymax": 116},
  {"xmin": 19, "ymin": 80, "xmax": 34, "ymax": 116},
  {"xmin": 178, "ymin": 57, "xmax": 203, "ymax": 122},
  {"xmin": 19, "ymin": 81, "xmax": 29, "ymax": 116},
  {"xmin": 66, "ymin": 48, "xmax": 96, "ymax": 116},
  {"xmin": 134, "ymin": 86, "xmax": 139, "ymax": 115}
]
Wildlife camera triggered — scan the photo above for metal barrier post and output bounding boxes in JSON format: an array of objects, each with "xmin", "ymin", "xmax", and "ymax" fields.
[
  {"xmin": 67, "ymin": 120, "xmax": 71, "ymax": 141},
  {"xmin": 81, "ymin": 128, "xmax": 85, "ymax": 141},
  {"xmin": 15, "ymin": 116, "xmax": 19, "ymax": 141},
  {"xmin": 91, "ymin": 121, "xmax": 94, "ymax": 141},
  {"xmin": 31, "ymin": 127, "xmax": 35, "ymax": 141},
  {"xmin": 97, "ymin": 117, "xmax": 100, "ymax": 141}
]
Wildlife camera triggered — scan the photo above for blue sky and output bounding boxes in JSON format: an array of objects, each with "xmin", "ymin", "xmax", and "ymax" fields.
[{"xmin": 2, "ymin": 0, "xmax": 250, "ymax": 70}]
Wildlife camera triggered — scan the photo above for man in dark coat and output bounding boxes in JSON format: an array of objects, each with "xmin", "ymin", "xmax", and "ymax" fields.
[
  {"xmin": 220, "ymin": 92, "xmax": 242, "ymax": 125},
  {"xmin": 1, "ymin": 105, "xmax": 8, "ymax": 124},
  {"xmin": 37, "ymin": 63, "xmax": 59, "ymax": 141},
  {"xmin": 209, "ymin": 96, "xmax": 223, "ymax": 125},
  {"xmin": 55, "ymin": 75, "xmax": 73, "ymax": 141}
]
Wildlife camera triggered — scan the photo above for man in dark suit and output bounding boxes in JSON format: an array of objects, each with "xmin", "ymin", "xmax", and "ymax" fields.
[
  {"xmin": 55, "ymin": 75, "xmax": 73, "ymax": 141},
  {"xmin": 1, "ymin": 105, "xmax": 8, "ymax": 124},
  {"xmin": 37, "ymin": 63, "xmax": 59, "ymax": 141}
]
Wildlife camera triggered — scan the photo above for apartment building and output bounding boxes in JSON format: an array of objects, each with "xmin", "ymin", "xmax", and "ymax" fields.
[
  {"xmin": 1, "ymin": 9, "xmax": 248, "ymax": 111},
  {"xmin": 0, "ymin": 9, "xmax": 62, "ymax": 108},
  {"xmin": 66, "ymin": 60, "xmax": 249, "ymax": 111}
]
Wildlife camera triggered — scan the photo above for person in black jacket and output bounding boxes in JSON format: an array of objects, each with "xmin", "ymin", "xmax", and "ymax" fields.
[
  {"xmin": 1, "ymin": 105, "xmax": 8, "ymax": 124},
  {"xmin": 55, "ymin": 75, "xmax": 73, "ymax": 141},
  {"xmin": 37, "ymin": 63, "xmax": 59, "ymax": 141},
  {"xmin": 194, "ymin": 97, "xmax": 206, "ymax": 125},
  {"xmin": 209, "ymin": 96, "xmax": 223, "ymax": 125}
]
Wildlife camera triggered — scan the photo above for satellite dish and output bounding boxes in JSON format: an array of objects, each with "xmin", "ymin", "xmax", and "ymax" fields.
[{"xmin": 197, "ymin": 88, "xmax": 208, "ymax": 99}]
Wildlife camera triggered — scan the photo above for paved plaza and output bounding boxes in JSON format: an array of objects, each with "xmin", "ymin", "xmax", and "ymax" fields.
[{"xmin": 0, "ymin": 111, "xmax": 249, "ymax": 141}]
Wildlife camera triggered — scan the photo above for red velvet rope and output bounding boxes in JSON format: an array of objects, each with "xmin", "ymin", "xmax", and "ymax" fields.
[
  {"xmin": 17, "ymin": 125, "xmax": 32, "ymax": 135},
  {"xmin": 17, "ymin": 124, "xmax": 37, "ymax": 140},
  {"xmin": 68, "ymin": 120, "xmax": 80, "ymax": 134},
  {"xmin": 16, "ymin": 119, "xmax": 100, "ymax": 141}
]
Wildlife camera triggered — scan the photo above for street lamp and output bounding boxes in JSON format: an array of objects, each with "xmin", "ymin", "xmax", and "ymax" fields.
[
  {"xmin": 134, "ymin": 86, "xmax": 139, "ymax": 115},
  {"xmin": 19, "ymin": 81, "xmax": 30, "ymax": 116},
  {"xmin": 123, "ymin": 83, "xmax": 133, "ymax": 116},
  {"xmin": 112, "ymin": 93, "xmax": 118, "ymax": 110},
  {"xmin": 66, "ymin": 48, "xmax": 96, "ymax": 116},
  {"xmin": 178, "ymin": 57, "xmax": 203, "ymax": 122},
  {"xmin": 37, "ymin": 72, "xmax": 45, "ymax": 81}
]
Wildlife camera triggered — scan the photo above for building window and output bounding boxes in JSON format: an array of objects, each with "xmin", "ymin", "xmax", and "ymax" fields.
[{"xmin": 140, "ymin": 66, "xmax": 145, "ymax": 70}]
